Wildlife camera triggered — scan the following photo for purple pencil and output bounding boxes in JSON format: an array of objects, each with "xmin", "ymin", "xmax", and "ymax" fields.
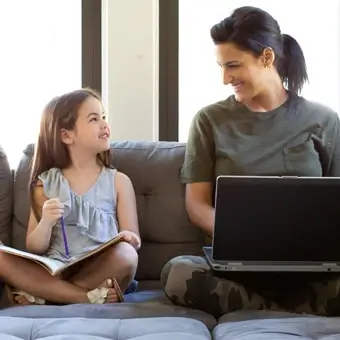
[{"xmin": 60, "ymin": 216, "xmax": 70, "ymax": 259}]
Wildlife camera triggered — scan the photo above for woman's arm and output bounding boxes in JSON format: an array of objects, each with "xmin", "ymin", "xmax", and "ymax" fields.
[
  {"xmin": 181, "ymin": 109, "xmax": 216, "ymax": 235},
  {"xmin": 185, "ymin": 182, "xmax": 215, "ymax": 235},
  {"xmin": 26, "ymin": 182, "xmax": 54, "ymax": 254},
  {"xmin": 115, "ymin": 171, "xmax": 140, "ymax": 245},
  {"xmin": 325, "ymin": 112, "xmax": 340, "ymax": 176}
]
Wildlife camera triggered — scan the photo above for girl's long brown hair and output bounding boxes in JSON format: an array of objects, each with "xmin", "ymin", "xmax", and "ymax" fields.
[{"xmin": 29, "ymin": 88, "xmax": 112, "ymax": 221}]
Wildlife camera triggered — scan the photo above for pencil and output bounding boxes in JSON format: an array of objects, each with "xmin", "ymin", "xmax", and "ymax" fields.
[{"xmin": 60, "ymin": 216, "xmax": 70, "ymax": 259}]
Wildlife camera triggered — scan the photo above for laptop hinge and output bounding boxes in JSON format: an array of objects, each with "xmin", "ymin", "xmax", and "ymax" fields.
[
  {"xmin": 227, "ymin": 262, "xmax": 243, "ymax": 266},
  {"xmin": 322, "ymin": 263, "xmax": 338, "ymax": 266}
]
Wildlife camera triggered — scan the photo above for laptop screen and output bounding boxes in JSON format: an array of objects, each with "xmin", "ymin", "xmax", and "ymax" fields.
[{"xmin": 212, "ymin": 176, "xmax": 340, "ymax": 262}]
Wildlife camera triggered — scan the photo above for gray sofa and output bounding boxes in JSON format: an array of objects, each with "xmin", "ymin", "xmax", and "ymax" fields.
[{"xmin": 0, "ymin": 141, "xmax": 339, "ymax": 339}]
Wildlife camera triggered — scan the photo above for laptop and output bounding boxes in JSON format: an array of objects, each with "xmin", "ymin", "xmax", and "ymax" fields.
[{"xmin": 204, "ymin": 175, "xmax": 340, "ymax": 272}]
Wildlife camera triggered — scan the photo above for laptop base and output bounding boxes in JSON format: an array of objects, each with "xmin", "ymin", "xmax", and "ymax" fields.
[{"xmin": 203, "ymin": 247, "xmax": 340, "ymax": 273}]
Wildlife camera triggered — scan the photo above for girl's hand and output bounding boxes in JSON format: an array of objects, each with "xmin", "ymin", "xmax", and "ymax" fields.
[
  {"xmin": 118, "ymin": 230, "xmax": 141, "ymax": 250},
  {"xmin": 41, "ymin": 198, "xmax": 64, "ymax": 228}
]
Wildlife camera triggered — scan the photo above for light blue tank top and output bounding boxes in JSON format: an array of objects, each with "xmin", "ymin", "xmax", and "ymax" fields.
[{"xmin": 38, "ymin": 167, "xmax": 119, "ymax": 263}]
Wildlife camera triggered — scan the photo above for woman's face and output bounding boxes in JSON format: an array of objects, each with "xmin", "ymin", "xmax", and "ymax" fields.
[{"xmin": 215, "ymin": 42, "xmax": 271, "ymax": 103}]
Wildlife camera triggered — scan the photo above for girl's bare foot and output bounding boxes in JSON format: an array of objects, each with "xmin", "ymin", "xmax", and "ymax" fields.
[
  {"xmin": 14, "ymin": 294, "xmax": 32, "ymax": 305},
  {"xmin": 98, "ymin": 278, "xmax": 119, "ymax": 303},
  {"xmin": 10, "ymin": 289, "xmax": 45, "ymax": 305}
]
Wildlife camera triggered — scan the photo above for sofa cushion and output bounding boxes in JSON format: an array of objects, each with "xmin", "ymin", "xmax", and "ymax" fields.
[
  {"xmin": 110, "ymin": 141, "xmax": 205, "ymax": 279},
  {"xmin": 0, "ymin": 294, "xmax": 216, "ymax": 331},
  {"xmin": 0, "ymin": 317, "xmax": 211, "ymax": 339},
  {"xmin": 0, "ymin": 146, "xmax": 13, "ymax": 246},
  {"xmin": 11, "ymin": 141, "xmax": 205, "ymax": 280},
  {"xmin": 214, "ymin": 310, "xmax": 340, "ymax": 339},
  {"xmin": 11, "ymin": 145, "xmax": 31, "ymax": 251}
]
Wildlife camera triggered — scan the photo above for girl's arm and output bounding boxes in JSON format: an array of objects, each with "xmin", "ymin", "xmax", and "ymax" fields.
[
  {"xmin": 26, "ymin": 181, "xmax": 54, "ymax": 255},
  {"xmin": 115, "ymin": 171, "xmax": 140, "ymax": 240}
]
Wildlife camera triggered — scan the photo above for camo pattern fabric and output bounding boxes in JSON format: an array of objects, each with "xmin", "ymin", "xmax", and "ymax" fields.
[{"xmin": 161, "ymin": 255, "xmax": 340, "ymax": 318}]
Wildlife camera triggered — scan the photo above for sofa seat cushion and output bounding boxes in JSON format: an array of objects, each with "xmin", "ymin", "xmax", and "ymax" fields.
[
  {"xmin": 0, "ymin": 294, "xmax": 216, "ymax": 331},
  {"xmin": 214, "ymin": 310, "xmax": 340, "ymax": 339},
  {"xmin": 0, "ymin": 283, "xmax": 216, "ymax": 330},
  {"xmin": 0, "ymin": 317, "xmax": 211, "ymax": 340}
]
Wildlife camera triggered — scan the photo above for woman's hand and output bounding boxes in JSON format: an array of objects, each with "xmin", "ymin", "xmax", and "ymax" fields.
[{"xmin": 118, "ymin": 230, "xmax": 141, "ymax": 250}]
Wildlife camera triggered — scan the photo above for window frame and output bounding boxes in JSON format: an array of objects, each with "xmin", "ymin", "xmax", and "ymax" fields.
[
  {"xmin": 158, "ymin": 0, "xmax": 179, "ymax": 141},
  {"xmin": 82, "ymin": 0, "xmax": 102, "ymax": 93}
]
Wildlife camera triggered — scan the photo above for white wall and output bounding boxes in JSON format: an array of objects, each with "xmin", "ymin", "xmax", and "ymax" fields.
[{"xmin": 102, "ymin": 0, "xmax": 159, "ymax": 141}]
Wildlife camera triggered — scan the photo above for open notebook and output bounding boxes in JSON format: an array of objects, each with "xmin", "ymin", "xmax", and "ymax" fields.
[{"xmin": 0, "ymin": 235, "xmax": 123, "ymax": 276}]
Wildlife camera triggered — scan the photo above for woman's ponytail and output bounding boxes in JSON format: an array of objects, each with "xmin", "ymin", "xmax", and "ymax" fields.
[{"xmin": 277, "ymin": 34, "xmax": 309, "ymax": 95}]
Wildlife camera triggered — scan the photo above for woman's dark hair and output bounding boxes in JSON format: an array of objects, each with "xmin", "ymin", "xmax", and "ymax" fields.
[{"xmin": 210, "ymin": 6, "xmax": 308, "ymax": 95}]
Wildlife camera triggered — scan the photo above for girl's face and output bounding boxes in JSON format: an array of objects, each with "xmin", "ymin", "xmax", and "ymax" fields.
[{"xmin": 61, "ymin": 96, "xmax": 111, "ymax": 154}]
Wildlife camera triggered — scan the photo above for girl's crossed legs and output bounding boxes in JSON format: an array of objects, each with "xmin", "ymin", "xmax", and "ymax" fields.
[{"xmin": 0, "ymin": 241, "xmax": 138, "ymax": 305}]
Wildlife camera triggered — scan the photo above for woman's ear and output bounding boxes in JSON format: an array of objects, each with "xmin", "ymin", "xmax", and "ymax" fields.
[
  {"xmin": 60, "ymin": 128, "xmax": 74, "ymax": 145},
  {"xmin": 262, "ymin": 47, "xmax": 275, "ymax": 68}
]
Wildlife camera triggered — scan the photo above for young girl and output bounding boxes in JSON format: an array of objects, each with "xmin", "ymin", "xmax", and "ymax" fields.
[{"xmin": 0, "ymin": 88, "xmax": 140, "ymax": 305}]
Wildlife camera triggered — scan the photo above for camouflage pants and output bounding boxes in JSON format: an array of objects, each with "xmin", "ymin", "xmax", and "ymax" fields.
[{"xmin": 160, "ymin": 255, "xmax": 340, "ymax": 318}]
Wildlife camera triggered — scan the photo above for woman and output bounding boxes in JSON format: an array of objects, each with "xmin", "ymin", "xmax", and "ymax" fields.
[{"xmin": 161, "ymin": 6, "xmax": 340, "ymax": 318}]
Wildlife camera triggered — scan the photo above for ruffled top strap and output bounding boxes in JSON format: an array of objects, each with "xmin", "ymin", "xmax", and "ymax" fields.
[{"xmin": 38, "ymin": 168, "xmax": 72, "ymax": 216}]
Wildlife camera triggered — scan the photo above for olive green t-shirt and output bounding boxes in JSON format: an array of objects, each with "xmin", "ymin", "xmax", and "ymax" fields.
[{"xmin": 181, "ymin": 93, "xmax": 340, "ymax": 183}]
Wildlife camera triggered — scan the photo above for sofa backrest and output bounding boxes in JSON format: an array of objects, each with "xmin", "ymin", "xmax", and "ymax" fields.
[
  {"xmin": 11, "ymin": 141, "xmax": 204, "ymax": 280},
  {"xmin": 0, "ymin": 146, "xmax": 13, "ymax": 246}
]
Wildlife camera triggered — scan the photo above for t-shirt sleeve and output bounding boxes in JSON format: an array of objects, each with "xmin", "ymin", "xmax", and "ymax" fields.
[
  {"xmin": 324, "ymin": 112, "xmax": 340, "ymax": 176},
  {"xmin": 180, "ymin": 109, "xmax": 215, "ymax": 183}
]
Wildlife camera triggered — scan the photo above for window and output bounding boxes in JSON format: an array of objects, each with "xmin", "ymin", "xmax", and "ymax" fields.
[
  {"xmin": 0, "ymin": 0, "xmax": 101, "ymax": 169},
  {"xmin": 178, "ymin": 0, "xmax": 340, "ymax": 142}
]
